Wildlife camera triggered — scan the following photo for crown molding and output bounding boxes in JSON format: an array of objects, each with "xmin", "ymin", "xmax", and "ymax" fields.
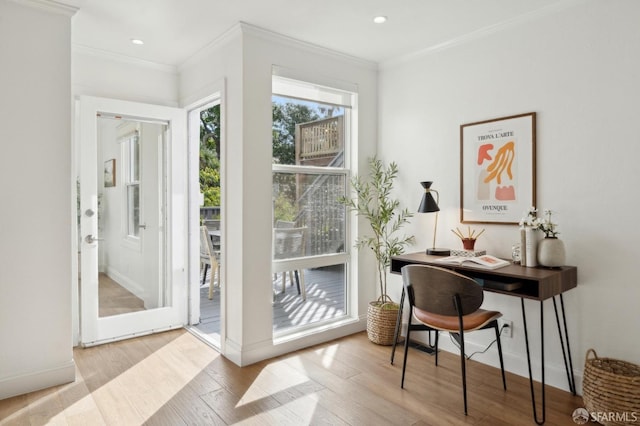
[
  {"xmin": 239, "ymin": 22, "xmax": 377, "ymax": 71},
  {"xmin": 179, "ymin": 21, "xmax": 376, "ymax": 72},
  {"xmin": 73, "ymin": 44, "xmax": 178, "ymax": 75},
  {"xmin": 381, "ymin": 0, "xmax": 585, "ymax": 70},
  {"xmin": 178, "ymin": 22, "xmax": 243, "ymax": 72},
  {"xmin": 9, "ymin": 0, "xmax": 80, "ymax": 16}
]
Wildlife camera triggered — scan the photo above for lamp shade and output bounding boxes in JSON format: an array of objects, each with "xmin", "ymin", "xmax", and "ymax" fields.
[{"xmin": 418, "ymin": 181, "xmax": 440, "ymax": 213}]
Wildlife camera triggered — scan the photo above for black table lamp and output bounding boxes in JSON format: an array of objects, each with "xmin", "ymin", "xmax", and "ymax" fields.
[{"xmin": 418, "ymin": 181, "xmax": 450, "ymax": 256}]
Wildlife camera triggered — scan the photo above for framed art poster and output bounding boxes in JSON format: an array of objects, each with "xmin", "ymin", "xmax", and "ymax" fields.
[
  {"xmin": 460, "ymin": 112, "xmax": 536, "ymax": 224},
  {"xmin": 104, "ymin": 159, "xmax": 116, "ymax": 187}
]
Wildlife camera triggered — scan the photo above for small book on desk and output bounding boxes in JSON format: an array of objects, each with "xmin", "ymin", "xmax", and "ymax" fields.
[{"xmin": 433, "ymin": 254, "xmax": 511, "ymax": 270}]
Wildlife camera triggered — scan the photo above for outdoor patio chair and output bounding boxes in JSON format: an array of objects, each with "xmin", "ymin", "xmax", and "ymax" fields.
[
  {"xmin": 200, "ymin": 225, "xmax": 220, "ymax": 300},
  {"xmin": 273, "ymin": 226, "xmax": 307, "ymax": 300}
]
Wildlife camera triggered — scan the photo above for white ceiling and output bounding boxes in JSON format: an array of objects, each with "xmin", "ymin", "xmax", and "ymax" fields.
[{"xmin": 70, "ymin": 0, "xmax": 569, "ymax": 67}]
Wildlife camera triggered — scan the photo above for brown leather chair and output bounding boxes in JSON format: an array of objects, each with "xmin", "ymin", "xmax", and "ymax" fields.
[{"xmin": 400, "ymin": 264, "xmax": 506, "ymax": 415}]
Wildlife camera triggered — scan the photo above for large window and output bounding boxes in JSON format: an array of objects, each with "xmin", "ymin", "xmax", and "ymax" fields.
[{"xmin": 272, "ymin": 74, "xmax": 355, "ymax": 335}]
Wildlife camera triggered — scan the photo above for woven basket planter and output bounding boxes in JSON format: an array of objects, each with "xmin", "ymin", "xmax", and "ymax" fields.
[
  {"xmin": 582, "ymin": 348, "xmax": 640, "ymax": 425},
  {"xmin": 367, "ymin": 300, "xmax": 399, "ymax": 345}
]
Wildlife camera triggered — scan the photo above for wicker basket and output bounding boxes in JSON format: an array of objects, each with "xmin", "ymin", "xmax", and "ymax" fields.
[
  {"xmin": 582, "ymin": 348, "xmax": 640, "ymax": 425},
  {"xmin": 366, "ymin": 300, "xmax": 399, "ymax": 346}
]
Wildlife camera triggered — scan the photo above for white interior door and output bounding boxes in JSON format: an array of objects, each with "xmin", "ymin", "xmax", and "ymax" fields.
[{"xmin": 78, "ymin": 96, "xmax": 187, "ymax": 346}]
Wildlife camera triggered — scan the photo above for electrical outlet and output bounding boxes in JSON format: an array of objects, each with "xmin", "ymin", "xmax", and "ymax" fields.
[{"xmin": 500, "ymin": 318, "xmax": 513, "ymax": 338}]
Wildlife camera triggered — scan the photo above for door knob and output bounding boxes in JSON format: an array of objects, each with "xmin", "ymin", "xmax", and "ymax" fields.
[{"xmin": 84, "ymin": 234, "xmax": 104, "ymax": 244}]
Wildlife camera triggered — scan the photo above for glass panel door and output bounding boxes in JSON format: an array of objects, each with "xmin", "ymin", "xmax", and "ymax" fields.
[{"xmin": 78, "ymin": 96, "xmax": 187, "ymax": 346}]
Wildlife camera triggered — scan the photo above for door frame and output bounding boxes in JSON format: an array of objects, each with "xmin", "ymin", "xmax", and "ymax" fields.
[{"xmin": 184, "ymin": 86, "xmax": 226, "ymax": 350}]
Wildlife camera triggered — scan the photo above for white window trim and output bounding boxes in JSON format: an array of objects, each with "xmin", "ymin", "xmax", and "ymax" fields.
[
  {"xmin": 271, "ymin": 74, "xmax": 357, "ymax": 337},
  {"xmin": 118, "ymin": 122, "xmax": 142, "ymax": 251}
]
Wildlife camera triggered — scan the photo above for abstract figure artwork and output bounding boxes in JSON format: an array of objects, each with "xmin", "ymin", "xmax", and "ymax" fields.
[{"xmin": 460, "ymin": 113, "xmax": 536, "ymax": 224}]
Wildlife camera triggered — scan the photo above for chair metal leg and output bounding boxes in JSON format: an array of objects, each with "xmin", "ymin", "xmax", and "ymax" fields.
[
  {"xmin": 294, "ymin": 270, "xmax": 306, "ymax": 300},
  {"xmin": 459, "ymin": 328, "xmax": 468, "ymax": 416},
  {"xmin": 434, "ymin": 331, "xmax": 440, "ymax": 366},
  {"xmin": 401, "ymin": 317, "xmax": 412, "ymax": 388},
  {"xmin": 202, "ymin": 264, "xmax": 209, "ymax": 285},
  {"xmin": 390, "ymin": 287, "xmax": 405, "ymax": 365},
  {"xmin": 494, "ymin": 321, "xmax": 507, "ymax": 390}
]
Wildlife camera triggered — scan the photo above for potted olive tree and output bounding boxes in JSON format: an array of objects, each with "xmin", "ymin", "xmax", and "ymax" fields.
[{"xmin": 339, "ymin": 157, "xmax": 415, "ymax": 345}]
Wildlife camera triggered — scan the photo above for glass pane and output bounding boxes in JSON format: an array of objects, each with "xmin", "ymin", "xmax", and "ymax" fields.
[
  {"xmin": 127, "ymin": 185, "xmax": 140, "ymax": 237},
  {"xmin": 131, "ymin": 134, "xmax": 140, "ymax": 182},
  {"xmin": 273, "ymin": 263, "xmax": 347, "ymax": 333},
  {"xmin": 272, "ymin": 96, "xmax": 344, "ymax": 167},
  {"xmin": 273, "ymin": 172, "xmax": 346, "ymax": 257},
  {"xmin": 97, "ymin": 118, "xmax": 167, "ymax": 318}
]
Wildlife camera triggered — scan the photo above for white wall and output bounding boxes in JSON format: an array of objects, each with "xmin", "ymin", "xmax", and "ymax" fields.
[
  {"xmin": 179, "ymin": 24, "xmax": 379, "ymax": 365},
  {"xmin": 379, "ymin": 0, "xmax": 640, "ymax": 393},
  {"xmin": 73, "ymin": 47, "xmax": 179, "ymax": 107},
  {"xmin": 0, "ymin": 0, "xmax": 75, "ymax": 399}
]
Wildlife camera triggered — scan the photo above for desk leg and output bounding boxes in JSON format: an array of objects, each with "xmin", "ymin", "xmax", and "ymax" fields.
[
  {"xmin": 390, "ymin": 287, "xmax": 405, "ymax": 365},
  {"xmin": 553, "ymin": 294, "xmax": 576, "ymax": 395},
  {"xmin": 521, "ymin": 298, "xmax": 546, "ymax": 425}
]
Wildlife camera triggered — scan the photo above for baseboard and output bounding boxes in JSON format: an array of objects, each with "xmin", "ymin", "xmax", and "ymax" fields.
[
  {"xmin": 225, "ymin": 317, "xmax": 366, "ymax": 366},
  {"xmin": 0, "ymin": 359, "xmax": 76, "ymax": 400}
]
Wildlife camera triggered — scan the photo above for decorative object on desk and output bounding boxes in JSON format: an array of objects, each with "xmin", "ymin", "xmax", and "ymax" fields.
[
  {"xmin": 451, "ymin": 226, "xmax": 485, "ymax": 251},
  {"xmin": 536, "ymin": 209, "xmax": 565, "ymax": 267},
  {"xmin": 434, "ymin": 254, "xmax": 510, "ymax": 270},
  {"xmin": 450, "ymin": 248, "xmax": 486, "ymax": 257},
  {"xmin": 538, "ymin": 237, "xmax": 565, "ymax": 268},
  {"xmin": 418, "ymin": 181, "xmax": 450, "ymax": 256},
  {"xmin": 523, "ymin": 226, "xmax": 538, "ymax": 267},
  {"xmin": 519, "ymin": 207, "xmax": 539, "ymax": 267},
  {"xmin": 582, "ymin": 348, "xmax": 640, "ymax": 426},
  {"xmin": 520, "ymin": 207, "xmax": 565, "ymax": 267},
  {"xmin": 338, "ymin": 157, "xmax": 415, "ymax": 345},
  {"xmin": 460, "ymin": 112, "xmax": 536, "ymax": 224},
  {"xmin": 511, "ymin": 243, "xmax": 521, "ymax": 264}
]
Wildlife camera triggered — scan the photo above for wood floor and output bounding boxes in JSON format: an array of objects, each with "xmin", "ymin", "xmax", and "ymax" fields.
[
  {"xmin": 98, "ymin": 274, "xmax": 145, "ymax": 317},
  {"xmin": 0, "ymin": 330, "xmax": 584, "ymax": 425}
]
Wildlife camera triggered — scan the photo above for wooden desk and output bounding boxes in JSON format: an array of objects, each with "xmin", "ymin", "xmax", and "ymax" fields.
[{"xmin": 390, "ymin": 252, "xmax": 578, "ymax": 425}]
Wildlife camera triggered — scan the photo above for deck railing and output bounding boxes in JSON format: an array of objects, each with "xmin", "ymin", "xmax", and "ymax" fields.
[{"xmin": 296, "ymin": 116, "xmax": 343, "ymax": 166}]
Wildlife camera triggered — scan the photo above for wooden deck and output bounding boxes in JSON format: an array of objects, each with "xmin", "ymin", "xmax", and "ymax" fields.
[{"xmin": 194, "ymin": 265, "xmax": 347, "ymax": 342}]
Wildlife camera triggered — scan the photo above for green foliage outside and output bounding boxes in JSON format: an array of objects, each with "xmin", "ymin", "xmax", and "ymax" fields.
[
  {"xmin": 200, "ymin": 104, "xmax": 221, "ymax": 208},
  {"xmin": 272, "ymin": 101, "xmax": 319, "ymax": 165},
  {"xmin": 199, "ymin": 98, "xmax": 340, "ymax": 222},
  {"xmin": 271, "ymin": 99, "xmax": 321, "ymax": 223},
  {"xmin": 271, "ymin": 99, "xmax": 345, "ymax": 224}
]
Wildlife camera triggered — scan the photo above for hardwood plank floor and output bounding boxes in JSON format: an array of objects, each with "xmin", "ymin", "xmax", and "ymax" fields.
[
  {"xmin": 0, "ymin": 330, "xmax": 584, "ymax": 425},
  {"xmin": 99, "ymin": 273, "xmax": 145, "ymax": 317}
]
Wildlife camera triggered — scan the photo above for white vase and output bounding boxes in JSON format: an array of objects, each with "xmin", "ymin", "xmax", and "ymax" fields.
[
  {"xmin": 524, "ymin": 226, "xmax": 538, "ymax": 267},
  {"xmin": 537, "ymin": 237, "xmax": 566, "ymax": 267}
]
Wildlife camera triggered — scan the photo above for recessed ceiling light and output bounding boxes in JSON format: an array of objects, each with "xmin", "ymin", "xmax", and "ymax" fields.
[
  {"xmin": 131, "ymin": 38, "xmax": 144, "ymax": 45},
  {"xmin": 373, "ymin": 16, "xmax": 387, "ymax": 24}
]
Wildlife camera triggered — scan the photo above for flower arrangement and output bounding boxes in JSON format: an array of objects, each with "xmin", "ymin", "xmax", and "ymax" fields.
[{"xmin": 519, "ymin": 207, "xmax": 559, "ymax": 238}]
